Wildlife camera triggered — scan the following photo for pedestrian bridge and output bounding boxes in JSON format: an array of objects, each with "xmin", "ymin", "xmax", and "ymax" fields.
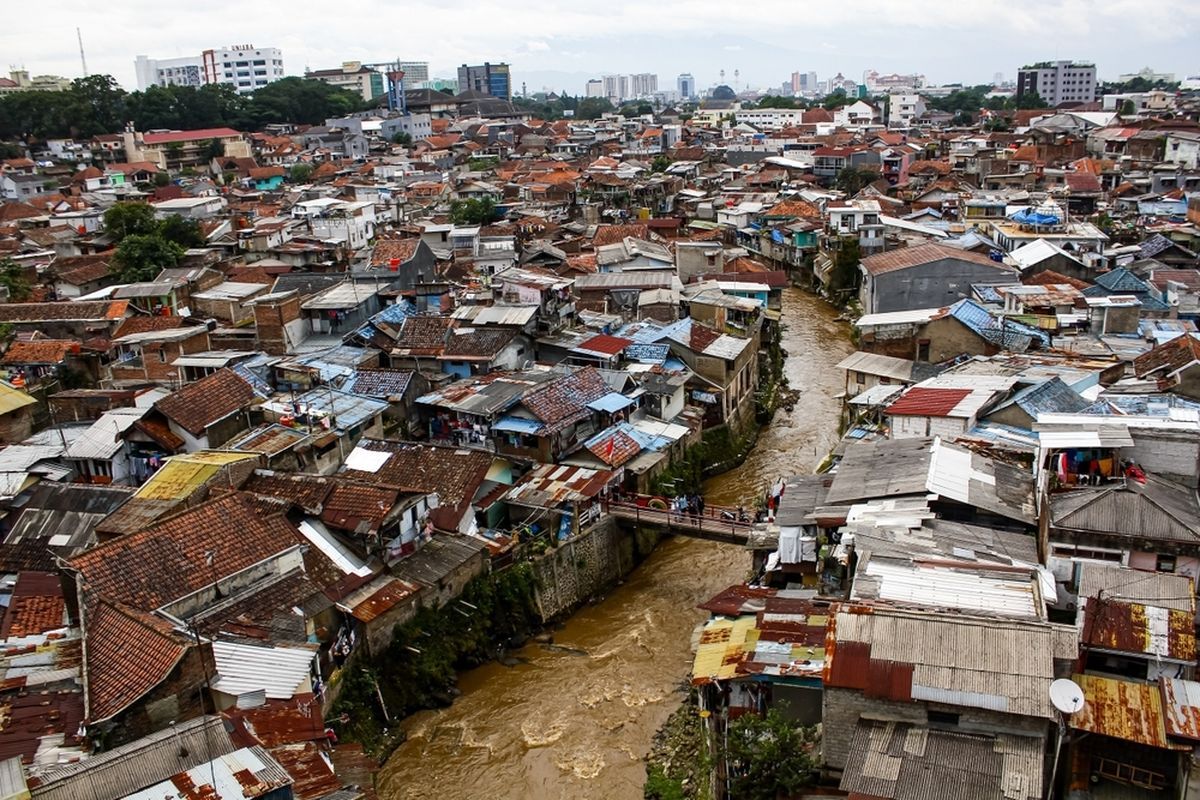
[{"xmin": 602, "ymin": 497, "xmax": 755, "ymax": 546}]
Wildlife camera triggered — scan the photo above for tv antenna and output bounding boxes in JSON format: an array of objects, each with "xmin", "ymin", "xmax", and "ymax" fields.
[
  {"xmin": 1049, "ymin": 679, "xmax": 1084, "ymax": 715},
  {"xmin": 76, "ymin": 28, "xmax": 88, "ymax": 76}
]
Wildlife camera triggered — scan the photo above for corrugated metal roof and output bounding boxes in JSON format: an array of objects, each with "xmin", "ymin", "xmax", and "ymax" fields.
[
  {"xmin": 1161, "ymin": 677, "xmax": 1200, "ymax": 743},
  {"xmin": 503, "ymin": 463, "xmax": 616, "ymax": 507},
  {"xmin": 837, "ymin": 351, "xmax": 917, "ymax": 383},
  {"xmin": 122, "ymin": 745, "xmax": 292, "ymax": 800},
  {"xmin": 211, "ymin": 641, "xmax": 316, "ymax": 701},
  {"xmin": 1083, "ymin": 598, "xmax": 1196, "ymax": 662},
  {"xmin": 826, "ymin": 607, "xmax": 1056, "ymax": 719},
  {"xmin": 30, "ymin": 716, "xmax": 236, "ymax": 800},
  {"xmin": 133, "ymin": 452, "xmax": 258, "ymax": 501},
  {"xmin": 840, "ymin": 719, "xmax": 1043, "ymax": 800},
  {"xmin": 1076, "ymin": 563, "xmax": 1196, "ymax": 614},
  {"xmin": 62, "ymin": 407, "xmax": 146, "ymax": 461},
  {"xmin": 1070, "ymin": 674, "xmax": 1179, "ymax": 750}
]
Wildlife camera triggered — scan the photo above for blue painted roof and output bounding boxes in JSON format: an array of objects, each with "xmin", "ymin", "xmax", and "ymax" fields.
[
  {"xmin": 587, "ymin": 392, "xmax": 635, "ymax": 413},
  {"xmin": 1094, "ymin": 268, "xmax": 1151, "ymax": 294},
  {"xmin": 493, "ymin": 416, "xmax": 546, "ymax": 434},
  {"xmin": 948, "ymin": 299, "xmax": 1050, "ymax": 350}
]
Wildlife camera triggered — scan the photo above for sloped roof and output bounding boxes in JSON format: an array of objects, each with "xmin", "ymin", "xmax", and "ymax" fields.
[
  {"xmin": 1133, "ymin": 334, "xmax": 1200, "ymax": 378},
  {"xmin": 70, "ymin": 493, "xmax": 302, "ymax": 611},
  {"xmin": 860, "ymin": 243, "xmax": 1011, "ymax": 276},
  {"xmin": 84, "ymin": 601, "xmax": 191, "ymax": 722},
  {"xmin": 1051, "ymin": 475, "xmax": 1200, "ymax": 544},
  {"xmin": 520, "ymin": 367, "xmax": 610, "ymax": 434},
  {"xmin": 155, "ymin": 368, "xmax": 256, "ymax": 436}
]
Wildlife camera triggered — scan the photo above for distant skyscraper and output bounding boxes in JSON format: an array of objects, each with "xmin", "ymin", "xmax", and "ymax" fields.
[
  {"xmin": 585, "ymin": 79, "xmax": 604, "ymax": 98},
  {"xmin": 630, "ymin": 73, "xmax": 658, "ymax": 96},
  {"xmin": 993, "ymin": 71, "xmax": 1004, "ymax": 87},
  {"xmin": 457, "ymin": 62, "xmax": 511, "ymax": 99},
  {"xmin": 677, "ymin": 73, "xmax": 695, "ymax": 99},
  {"xmin": 397, "ymin": 61, "xmax": 430, "ymax": 84},
  {"xmin": 135, "ymin": 44, "xmax": 285, "ymax": 94}
]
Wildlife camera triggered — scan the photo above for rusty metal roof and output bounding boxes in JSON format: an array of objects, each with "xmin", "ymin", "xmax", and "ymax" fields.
[
  {"xmin": 692, "ymin": 594, "xmax": 830, "ymax": 686},
  {"xmin": 1161, "ymin": 677, "xmax": 1200, "ymax": 743},
  {"xmin": 1069, "ymin": 674, "xmax": 1182, "ymax": 750},
  {"xmin": 503, "ymin": 463, "xmax": 616, "ymax": 508},
  {"xmin": 1082, "ymin": 598, "xmax": 1195, "ymax": 662}
]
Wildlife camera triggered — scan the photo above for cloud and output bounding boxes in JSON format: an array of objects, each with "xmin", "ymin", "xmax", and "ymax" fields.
[{"xmin": 1, "ymin": 0, "xmax": 1196, "ymax": 90}]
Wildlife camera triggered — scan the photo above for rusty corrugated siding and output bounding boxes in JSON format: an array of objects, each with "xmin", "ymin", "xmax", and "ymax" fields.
[{"xmin": 1161, "ymin": 677, "xmax": 1200, "ymax": 743}]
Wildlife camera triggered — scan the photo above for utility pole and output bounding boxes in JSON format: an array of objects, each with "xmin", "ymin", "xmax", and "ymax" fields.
[{"xmin": 76, "ymin": 28, "xmax": 88, "ymax": 77}]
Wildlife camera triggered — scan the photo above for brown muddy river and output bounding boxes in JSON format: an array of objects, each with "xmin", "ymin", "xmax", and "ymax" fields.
[{"xmin": 378, "ymin": 288, "xmax": 852, "ymax": 800}]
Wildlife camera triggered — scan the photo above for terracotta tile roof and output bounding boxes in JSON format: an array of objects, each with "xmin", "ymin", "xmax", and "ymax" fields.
[
  {"xmin": 321, "ymin": 481, "xmax": 398, "ymax": 534},
  {"xmin": 84, "ymin": 600, "xmax": 191, "ymax": 722},
  {"xmin": 54, "ymin": 259, "xmax": 112, "ymax": 286},
  {"xmin": 441, "ymin": 327, "xmax": 517, "ymax": 359},
  {"xmin": 1024, "ymin": 270, "xmax": 1090, "ymax": 290},
  {"xmin": 0, "ymin": 202, "xmax": 44, "ymax": 223},
  {"xmin": 370, "ymin": 238, "xmax": 420, "ymax": 268},
  {"xmin": 762, "ymin": 199, "xmax": 821, "ymax": 219},
  {"xmin": 131, "ymin": 417, "xmax": 185, "ymax": 451},
  {"xmin": 585, "ymin": 428, "xmax": 640, "ymax": 467},
  {"xmin": 1133, "ymin": 334, "xmax": 1200, "ymax": 379},
  {"xmin": 907, "ymin": 159, "xmax": 952, "ymax": 175},
  {"xmin": 142, "ymin": 127, "xmax": 242, "ymax": 145},
  {"xmin": 592, "ymin": 224, "xmax": 650, "ymax": 247},
  {"xmin": 343, "ymin": 368, "xmax": 414, "ymax": 400},
  {"xmin": 70, "ymin": 492, "xmax": 304, "ymax": 611},
  {"xmin": 249, "ymin": 166, "xmax": 285, "ymax": 180},
  {"xmin": 241, "ymin": 472, "xmax": 334, "ymax": 514},
  {"xmin": 0, "ymin": 339, "xmax": 78, "ymax": 365},
  {"xmin": 0, "ymin": 571, "xmax": 65, "ymax": 638},
  {"xmin": 1064, "ymin": 172, "xmax": 1102, "ymax": 193},
  {"xmin": 0, "ymin": 300, "xmax": 127, "ymax": 323},
  {"xmin": 886, "ymin": 387, "xmax": 972, "ymax": 417},
  {"xmin": 342, "ymin": 441, "xmax": 491, "ymax": 529},
  {"xmin": 1149, "ymin": 270, "xmax": 1200, "ymax": 292},
  {"xmin": 391, "ymin": 316, "xmax": 452, "ymax": 356},
  {"xmin": 155, "ymin": 368, "xmax": 256, "ymax": 436},
  {"xmin": 860, "ymin": 242, "xmax": 1006, "ymax": 276},
  {"xmin": 521, "ymin": 367, "xmax": 610, "ymax": 433}
]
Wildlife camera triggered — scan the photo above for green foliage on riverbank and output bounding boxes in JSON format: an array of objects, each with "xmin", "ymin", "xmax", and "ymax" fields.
[
  {"xmin": 330, "ymin": 563, "xmax": 541, "ymax": 757},
  {"xmin": 644, "ymin": 694, "xmax": 715, "ymax": 800},
  {"xmin": 650, "ymin": 424, "xmax": 758, "ymax": 497}
]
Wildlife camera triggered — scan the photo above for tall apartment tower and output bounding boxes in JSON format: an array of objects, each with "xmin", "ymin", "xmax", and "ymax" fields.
[
  {"xmin": 677, "ymin": 73, "xmax": 695, "ymax": 100},
  {"xmin": 1016, "ymin": 60, "xmax": 1096, "ymax": 106}
]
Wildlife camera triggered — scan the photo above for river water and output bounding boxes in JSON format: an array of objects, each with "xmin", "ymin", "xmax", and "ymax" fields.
[{"xmin": 378, "ymin": 288, "xmax": 852, "ymax": 800}]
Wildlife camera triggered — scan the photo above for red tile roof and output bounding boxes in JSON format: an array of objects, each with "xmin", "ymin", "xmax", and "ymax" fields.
[
  {"xmin": 70, "ymin": 493, "xmax": 303, "ymax": 611},
  {"xmin": 0, "ymin": 571, "xmax": 64, "ymax": 638},
  {"xmin": 860, "ymin": 243, "xmax": 1007, "ymax": 276},
  {"xmin": 0, "ymin": 339, "xmax": 78, "ymax": 365},
  {"xmin": 1133, "ymin": 334, "xmax": 1200, "ymax": 379},
  {"xmin": 886, "ymin": 387, "xmax": 972, "ymax": 417},
  {"xmin": 320, "ymin": 482, "xmax": 398, "ymax": 534},
  {"xmin": 370, "ymin": 238, "xmax": 420, "ymax": 268},
  {"xmin": 142, "ymin": 127, "xmax": 242, "ymax": 145},
  {"xmin": 84, "ymin": 600, "xmax": 191, "ymax": 722},
  {"xmin": 586, "ymin": 428, "xmax": 641, "ymax": 467},
  {"xmin": 155, "ymin": 368, "xmax": 256, "ymax": 436}
]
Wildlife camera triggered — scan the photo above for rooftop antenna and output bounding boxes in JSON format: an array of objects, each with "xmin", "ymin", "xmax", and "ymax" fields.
[
  {"xmin": 76, "ymin": 27, "xmax": 88, "ymax": 77},
  {"xmin": 1047, "ymin": 679, "xmax": 1085, "ymax": 797}
]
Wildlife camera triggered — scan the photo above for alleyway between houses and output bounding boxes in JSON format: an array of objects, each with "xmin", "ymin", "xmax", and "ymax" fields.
[{"xmin": 379, "ymin": 288, "xmax": 852, "ymax": 799}]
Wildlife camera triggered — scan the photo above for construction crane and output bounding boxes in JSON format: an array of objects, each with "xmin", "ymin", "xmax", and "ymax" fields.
[{"xmin": 76, "ymin": 27, "xmax": 88, "ymax": 76}]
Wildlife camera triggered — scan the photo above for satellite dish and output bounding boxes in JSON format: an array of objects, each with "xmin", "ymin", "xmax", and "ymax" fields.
[{"xmin": 1049, "ymin": 679, "xmax": 1085, "ymax": 715}]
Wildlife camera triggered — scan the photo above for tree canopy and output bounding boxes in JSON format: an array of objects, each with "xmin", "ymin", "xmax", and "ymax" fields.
[
  {"xmin": 449, "ymin": 197, "xmax": 498, "ymax": 226},
  {"xmin": 112, "ymin": 234, "xmax": 185, "ymax": 283},
  {"xmin": 0, "ymin": 74, "xmax": 366, "ymax": 141},
  {"xmin": 725, "ymin": 710, "xmax": 818, "ymax": 800},
  {"xmin": 102, "ymin": 202, "xmax": 202, "ymax": 282}
]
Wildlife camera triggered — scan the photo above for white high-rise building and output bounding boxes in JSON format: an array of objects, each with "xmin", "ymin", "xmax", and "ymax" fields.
[
  {"xmin": 602, "ymin": 74, "xmax": 630, "ymax": 103},
  {"xmin": 677, "ymin": 73, "xmax": 695, "ymax": 100},
  {"xmin": 630, "ymin": 73, "xmax": 658, "ymax": 97},
  {"xmin": 135, "ymin": 44, "xmax": 284, "ymax": 94},
  {"xmin": 585, "ymin": 79, "xmax": 604, "ymax": 98}
]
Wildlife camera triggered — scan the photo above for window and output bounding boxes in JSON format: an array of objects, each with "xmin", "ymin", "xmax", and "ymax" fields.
[
  {"xmin": 928, "ymin": 710, "xmax": 960, "ymax": 726},
  {"xmin": 158, "ymin": 348, "xmax": 166, "ymax": 363},
  {"xmin": 917, "ymin": 340, "xmax": 930, "ymax": 362},
  {"xmin": 1157, "ymin": 554, "xmax": 1177, "ymax": 573}
]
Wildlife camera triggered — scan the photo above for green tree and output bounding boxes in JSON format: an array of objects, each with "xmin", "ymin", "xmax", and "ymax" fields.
[
  {"xmin": 65, "ymin": 75, "xmax": 128, "ymax": 138},
  {"xmin": 103, "ymin": 202, "xmax": 158, "ymax": 241},
  {"xmin": 201, "ymin": 138, "xmax": 225, "ymax": 160},
  {"xmin": 1120, "ymin": 98, "xmax": 1137, "ymax": 116},
  {"xmin": 244, "ymin": 77, "xmax": 361, "ymax": 126},
  {"xmin": 650, "ymin": 155, "xmax": 671, "ymax": 173},
  {"xmin": 153, "ymin": 172, "xmax": 171, "ymax": 188},
  {"xmin": 158, "ymin": 214, "xmax": 206, "ymax": 248},
  {"xmin": 448, "ymin": 197, "xmax": 498, "ymax": 225},
  {"xmin": 111, "ymin": 234, "xmax": 184, "ymax": 283},
  {"xmin": 577, "ymin": 97, "xmax": 614, "ymax": 120},
  {"xmin": 289, "ymin": 163, "xmax": 313, "ymax": 182},
  {"xmin": 724, "ymin": 710, "xmax": 818, "ymax": 800},
  {"xmin": 392, "ymin": 131, "xmax": 412, "ymax": 146},
  {"xmin": 756, "ymin": 95, "xmax": 802, "ymax": 109},
  {"xmin": 0, "ymin": 258, "xmax": 32, "ymax": 302},
  {"xmin": 835, "ymin": 167, "xmax": 880, "ymax": 195},
  {"xmin": 1014, "ymin": 90, "xmax": 1046, "ymax": 109},
  {"xmin": 828, "ymin": 238, "xmax": 863, "ymax": 298}
]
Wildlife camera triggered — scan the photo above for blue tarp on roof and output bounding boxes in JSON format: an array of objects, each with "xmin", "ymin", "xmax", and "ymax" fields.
[
  {"xmin": 587, "ymin": 392, "xmax": 635, "ymax": 413},
  {"xmin": 493, "ymin": 416, "xmax": 546, "ymax": 434},
  {"xmin": 771, "ymin": 229, "xmax": 786, "ymax": 244},
  {"xmin": 1009, "ymin": 209, "xmax": 1060, "ymax": 226}
]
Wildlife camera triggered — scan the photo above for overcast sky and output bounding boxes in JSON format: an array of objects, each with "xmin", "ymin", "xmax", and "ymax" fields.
[{"xmin": 4, "ymin": 0, "xmax": 1198, "ymax": 94}]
